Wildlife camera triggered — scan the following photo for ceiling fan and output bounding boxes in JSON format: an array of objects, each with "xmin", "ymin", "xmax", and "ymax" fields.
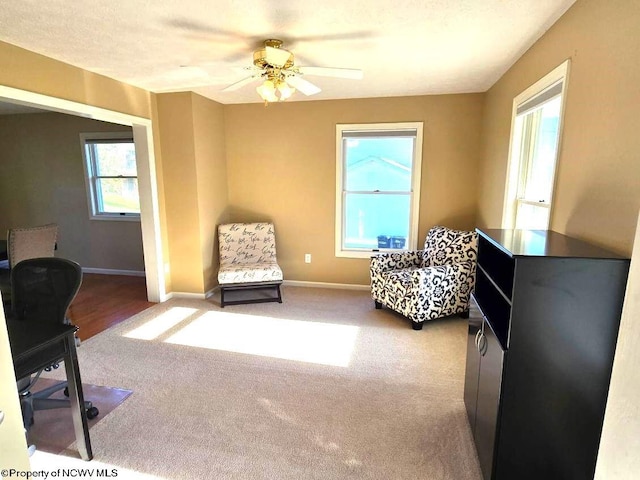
[{"xmin": 222, "ymin": 39, "xmax": 363, "ymax": 103}]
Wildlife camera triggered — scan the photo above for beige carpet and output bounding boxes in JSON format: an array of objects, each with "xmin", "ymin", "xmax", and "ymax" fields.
[{"xmin": 44, "ymin": 286, "xmax": 482, "ymax": 479}]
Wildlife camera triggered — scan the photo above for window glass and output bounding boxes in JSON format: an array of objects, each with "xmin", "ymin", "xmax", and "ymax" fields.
[
  {"xmin": 521, "ymin": 96, "xmax": 561, "ymax": 203},
  {"xmin": 503, "ymin": 61, "xmax": 569, "ymax": 230},
  {"xmin": 344, "ymin": 137, "xmax": 413, "ymax": 191},
  {"xmin": 515, "ymin": 203, "xmax": 549, "ymax": 230},
  {"xmin": 80, "ymin": 133, "xmax": 140, "ymax": 220},
  {"xmin": 93, "ymin": 142, "xmax": 137, "ymax": 176},
  {"xmin": 96, "ymin": 178, "xmax": 140, "ymax": 213},
  {"xmin": 336, "ymin": 123, "xmax": 422, "ymax": 258},
  {"xmin": 343, "ymin": 193, "xmax": 410, "ymax": 249}
]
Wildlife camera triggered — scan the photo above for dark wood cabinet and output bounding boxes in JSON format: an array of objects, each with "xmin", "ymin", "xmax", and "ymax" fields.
[{"xmin": 464, "ymin": 229, "xmax": 630, "ymax": 480}]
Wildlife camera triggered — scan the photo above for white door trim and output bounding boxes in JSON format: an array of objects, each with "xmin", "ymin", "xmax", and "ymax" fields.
[{"xmin": 0, "ymin": 85, "xmax": 166, "ymax": 302}]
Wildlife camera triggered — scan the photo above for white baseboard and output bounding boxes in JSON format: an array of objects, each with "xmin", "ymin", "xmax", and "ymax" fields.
[
  {"xmin": 82, "ymin": 268, "xmax": 145, "ymax": 277},
  {"xmin": 283, "ymin": 280, "xmax": 370, "ymax": 291},
  {"xmin": 164, "ymin": 291, "xmax": 208, "ymax": 300},
  {"xmin": 205, "ymin": 287, "xmax": 219, "ymax": 299},
  {"xmin": 161, "ymin": 281, "xmax": 369, "ymax": 302}
]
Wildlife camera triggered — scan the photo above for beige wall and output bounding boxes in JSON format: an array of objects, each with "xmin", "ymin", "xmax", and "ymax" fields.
[
  {"xmin": 0, "ymin": 112, "xmax": 144, "ymax": 271},
  {"xmin": 156, "ymin": 92, "xmax": 229, "ymax": 294},
  {"xmin": 0, "ymin": 40, "xmax": 150, "ymax": 119},
  {"xmin": 595, "ymin": 211, "xmax": 640, "ymax": 479},
  {"xmin": 478, "ymin": 0, "xmax": 640, "ymax": 256},
  {"xmin": 156, "ymin": 92, "xmax": 202, "ymax": 293},
  {"xmin": 192, "ymin": 94, "xmax": 229, "ymax": 292},
  {"xmin": 224, "ymin": 94, "xmax": 483, "ymax": 285},
  {"xmin": 0, "ymin": 306, "xmax": 30, "ymax": 470}
]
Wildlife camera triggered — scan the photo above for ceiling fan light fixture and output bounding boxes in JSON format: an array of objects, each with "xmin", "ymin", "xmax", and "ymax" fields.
[
  {"xmin": 256, "ymin": 80, "xmax": 278, "ymax": 103},
  {"xmin": 277, "ymin": 81, "xmax": 295, "ymax": 100},
  {"xmin": 256, "ymin": 77, "xmax": 296, "ymax": 104}
]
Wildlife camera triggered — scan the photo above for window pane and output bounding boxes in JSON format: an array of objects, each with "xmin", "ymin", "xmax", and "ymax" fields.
[
  {"xmin": 515, "ymin": 202, "xmax": 549, "ymax": 229},
  {"xmin": 343, "ymin": 193, "xmax": 410, "ymax": 249},
  {"xmin": 97, "ymin": 178, "xmax": 140, "ymax": 213},
  {"xmin": 522, "ymin": 96, "xmax": 561, "ymax": 202},
  {"xmin": 93, "ymin": 142, "xmax": 137, "ymax": 176},
  {"xmin": 344, "ymin": 137, "xmax": 414, "ymax": 191}
]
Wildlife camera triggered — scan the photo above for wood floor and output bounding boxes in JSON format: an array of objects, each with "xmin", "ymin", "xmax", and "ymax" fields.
[{"xmin": 68, "ymin": 274, "xmax": 155, "ymax": 341}]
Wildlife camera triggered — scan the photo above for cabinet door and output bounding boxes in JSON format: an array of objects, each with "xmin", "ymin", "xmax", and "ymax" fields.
[
  {"xmin": 475, "ymin": 319, "xmax": 504, "ymax": 480},
  {"xmin": 464, "ymin": 299, "xmax": 483, "ymax": 432}
]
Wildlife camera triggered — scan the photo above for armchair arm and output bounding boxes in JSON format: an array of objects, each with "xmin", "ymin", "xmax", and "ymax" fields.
[{"xmin": 370, "ymin": 250, "xmax": 424, "ymax": 275}]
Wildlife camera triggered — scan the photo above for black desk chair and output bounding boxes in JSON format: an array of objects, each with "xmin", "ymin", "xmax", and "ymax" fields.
[{"xmin": 10, "ymin": 257, "xmax": 99, "ymax": 429}]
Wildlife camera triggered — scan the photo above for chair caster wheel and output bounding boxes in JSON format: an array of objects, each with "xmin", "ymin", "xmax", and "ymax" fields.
[
  {"xmin": 86, "ymin": 407, "xmax": 99, "ymax": 419},
  {"xmin": 63, "ymin": 387, "xmax": 69, "ymax": 397}
]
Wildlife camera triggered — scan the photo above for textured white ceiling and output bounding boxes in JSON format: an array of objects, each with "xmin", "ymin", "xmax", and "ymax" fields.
[{"xmin": 0, "ymin": 0, "xmax": 576, "ymax": 105}]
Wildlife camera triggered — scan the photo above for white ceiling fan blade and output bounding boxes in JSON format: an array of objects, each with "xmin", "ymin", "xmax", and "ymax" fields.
[
  {"xmin": 298, "ymin": 66, "xmax": 363, "ymax": 80},
  {"xmin": 265, "ymin": 46, "xmax": 292, "ymax": 67},
  {"xmin": 286, "ymin": 75, "xmax": 321, "ymax": 96},
  {"xmin": 222, "ymin": 75, "xmax": 261, "ymax": 92}
]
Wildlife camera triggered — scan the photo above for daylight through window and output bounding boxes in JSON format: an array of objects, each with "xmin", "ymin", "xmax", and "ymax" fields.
[
  {"xmin": 80, "ymin": 132, "xmax": 140, "ymax": 220},
  {"xmin": 336, "ymin": 123, "xmax": 423, "ymax": 258},
  {"xmin": 504, "ymin": 60, "xmax": 569, "ymax": 230}
]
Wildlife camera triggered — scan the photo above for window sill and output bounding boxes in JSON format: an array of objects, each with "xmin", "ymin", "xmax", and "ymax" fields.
[
  {"xmin": 89, "ymin": 214, "xmax": 141, "ymax": 222},
  {"xmin": 335, "ymin": 249, "xmax": 408, "ymax": 259}
]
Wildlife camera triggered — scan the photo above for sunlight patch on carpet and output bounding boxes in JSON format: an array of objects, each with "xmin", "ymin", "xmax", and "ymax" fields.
[
  {"xmin": 123, "ymin": 307, "xmax": 198, "ymax": 340},
  {"xmin": 163, "ymin": 311, "xmax": 359, "ymax": 367}
]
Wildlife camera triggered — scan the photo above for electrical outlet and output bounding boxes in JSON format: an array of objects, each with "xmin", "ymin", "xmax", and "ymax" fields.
[{"xmin": 304, "ymin": 253, "xmax": 311, "ymax": 263}]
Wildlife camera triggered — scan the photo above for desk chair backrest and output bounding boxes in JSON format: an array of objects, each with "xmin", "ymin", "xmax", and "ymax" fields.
[
  {"xmin": 8, "ymin": 223, "xmax": 58, "ymax": 269},
  {"xmin": 10, "ymin": 257, "xmax": 82, "ymax": 325}
]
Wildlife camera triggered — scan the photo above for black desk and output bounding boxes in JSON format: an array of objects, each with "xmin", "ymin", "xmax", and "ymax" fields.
[{"xmin": 7, "ymin": 319, "xmax": 93, "ymax": 460}]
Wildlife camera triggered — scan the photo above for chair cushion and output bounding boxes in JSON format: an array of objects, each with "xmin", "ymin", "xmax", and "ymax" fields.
[
  {"xmin": 218, "ymin": 262, "xmax": 283, "ymax": 284},
  {"xmin": 382, "ymin": 269, "xmax": 416, "ymax": 299},
  {"xmin": 423, "ymin": 226, "xmax": 477, "ymax": 267}
]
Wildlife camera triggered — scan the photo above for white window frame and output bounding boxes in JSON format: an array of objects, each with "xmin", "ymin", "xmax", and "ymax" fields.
[
  {"xmin": 335, "ymin": 122, "xmax": 423, "ymax": 259},
  {"xmin": 502, "ymin": 60, "xmax": 570, "ymax": 230},
  {"xmin": 80, "ymin": 131, "xmax": 140, "ymax": 221}
]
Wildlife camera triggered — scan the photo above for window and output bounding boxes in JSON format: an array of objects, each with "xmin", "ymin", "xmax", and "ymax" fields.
[
  {"xmin": 80, "ymin": 132, "xmax": 140, "ymax": 220},
  {"xmin": 336, "ymin": 123, "xmax": 423, "ymax": 258},
  {"xmin": 503, "ymin": 60, "xmax": 569, "ymax": 229}
]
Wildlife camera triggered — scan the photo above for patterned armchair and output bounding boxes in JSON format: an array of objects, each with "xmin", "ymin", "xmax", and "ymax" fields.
[
  {"xmin": 217, "ymin": 222, "xmax": 283, "ymax": 307},
  {"xmin": 370, "ymin": 226, "xmax": 478, "ymax": 330}
]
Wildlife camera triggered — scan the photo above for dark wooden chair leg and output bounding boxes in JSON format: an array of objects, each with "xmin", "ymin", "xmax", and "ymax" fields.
[
  {"xmin": 412, "ymin": 321, "xmax": 424, "ymax": 330},
  {"xmin": 276, "ymin": 284, "xmax": 282, "ymax": 303},
  {"xmin": 220, "ymin": 287, "xmax": 226, "ymax": 308},
  {"xmin": 374, "ymin": 301, "xmax": 382, "ymax": 309},
  {"xmin": 460, "ymin": 309, "xmax": 470, "ymax": 319}
]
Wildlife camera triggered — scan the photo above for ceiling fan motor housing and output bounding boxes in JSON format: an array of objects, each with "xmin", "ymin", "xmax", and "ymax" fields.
[{"xmin": 253, "ymin": 39, "xmax": 294, "ymax": 69}]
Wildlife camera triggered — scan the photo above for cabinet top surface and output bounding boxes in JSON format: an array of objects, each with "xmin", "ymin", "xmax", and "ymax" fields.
[{"xmin": 477, "ymin": 229, "xmax": 628, "ymax": 260}]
